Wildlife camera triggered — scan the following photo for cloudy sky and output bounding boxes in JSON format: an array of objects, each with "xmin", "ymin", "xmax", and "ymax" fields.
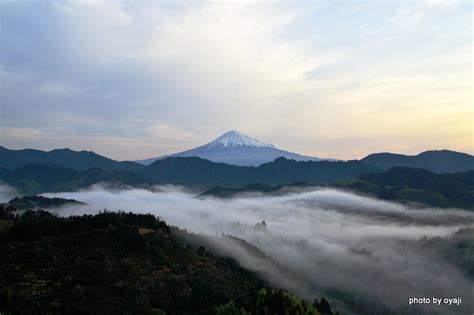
[{"xmin": 0, "ymin": 0, "xmax": 472, "ymax": 160}]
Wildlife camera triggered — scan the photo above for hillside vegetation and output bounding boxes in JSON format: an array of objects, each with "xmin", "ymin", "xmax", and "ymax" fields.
[
  {"xmin": 0, "ymin": 207, "xmax": 336, "ymax": 315},
  {"xmin": 199, "ymin": 167, "xmax": 474, "ymax": 210},
  {"xmin": 0, "ymin": 157, "xmax": 378, "ymax": 195},
  {"xmin": 336, "ymin": 167, "xmax": 474, "ymax": 209},
  {"xmin": 0, "ymin": 164, "xmax": 154, "ymax": 195}
]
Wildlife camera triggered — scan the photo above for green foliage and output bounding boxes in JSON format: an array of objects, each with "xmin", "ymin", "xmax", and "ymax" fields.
[
  {"xmin": 0, "ymin": 209, "xmax": 339, "ymax": 314},
  {"xmin": 216, "ymin": 288, "xmax": 320, "ymax": 315},
  {"xmin": 200, "ymin": 182, "xmax": 308, "ymax": 198},
  {"xmin": 419, "ymin": 227, "xmax": 474, "ymax": 279},
  {"xmin": 2, "ymin": 210, "xmax": 166, "ymax": 242},
  {"xmin": 216, "ymin": 301, "xmax": 250, "ymax": 315},
  {"xmin": 396, "ymin": 188, "xmax": 450, "ymax": 207},
  {"xmin": 454, "ymin": 190, "xmax": 474, "ymax": 209},
  {"xmin": 333, "ymin": 179, "xmax": 381, "ymax": 195},
  {"xmin": 11, "ymin": 179, "xmax": 41, "ymax": 195},
  {"xmin": 0, "ymin": 210, "xmax": 268, "ymax": 314},
  {"xmin": 0, "ymin": 164, "xmax": 153, "ymax": 195},
  {"xmin": 335, "ymin": 167, "xmax": 474, "ymax": 209}
]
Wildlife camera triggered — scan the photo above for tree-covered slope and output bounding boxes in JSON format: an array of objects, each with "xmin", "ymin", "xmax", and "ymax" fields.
[
  {"xmin": 336, "ymin": 167, "xmax": 474, "ymax": 209},
  {"xmin": 0, "ymin": 209, "xmax": 338, "ymax": 314},
  {"xmin": 0, "ymin": 157, "xmax": 378, "ymax": 194},
  {"xmin": 144, "ymin": 157, "xmax": 378, "ymax": 189},
  {"xmin": 0, "ymin": 164, "xmax": 154, "ymax": 195},
  {"xmin": 199, "ymin": 167, "xmax": 474, "ymax": 210},
  {"xmin": 6, "ymin": 195, "xmax": 85, "ymax": 210}
]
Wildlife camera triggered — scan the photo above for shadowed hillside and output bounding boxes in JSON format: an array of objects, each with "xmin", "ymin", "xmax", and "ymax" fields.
[
  {"xmin": 199, "ymin": 167, "xmax": 474, "ymax": 210},
  {"xmin": 0, "ymin": 157, "xmax": 378, "ymax": 194},
  {"xmin": 0, "ymin": 164, "xmax": 154, "ymax": 195},
  {"xmin": 336, "ymin": 167, "xmax": 474, "ymax": 209},
  {"xmin": 143, "ymin": 157, "xmax": 378, "ymax": 189},
  {"xmin": 361, "ymin": 150, "xmax": 474, "ymax": 174},
  {"xmin": 0, "ymin": 146, "xmax": 143, "ymax": 172},
  {"xmin": 0, "ymin": 207, "xmax": 337, "ymax": 315}
]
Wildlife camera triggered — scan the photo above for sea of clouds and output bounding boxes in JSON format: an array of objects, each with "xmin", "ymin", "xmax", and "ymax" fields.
[{"xmin": 42, "ymin": 185, "xmax": 474, "ymax": 315}]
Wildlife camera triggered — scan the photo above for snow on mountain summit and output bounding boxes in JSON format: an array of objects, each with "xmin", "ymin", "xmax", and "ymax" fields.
[
  {"xmin": 205, "ymin": 131, "xmax": 275, "ymax": 149},
  {"xmin": 137, "ymin": 130, "xmax": 327, "ymax": 166}
]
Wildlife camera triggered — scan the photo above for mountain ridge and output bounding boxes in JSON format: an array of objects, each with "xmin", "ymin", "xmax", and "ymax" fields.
[
  {"xmin": 0, "ymin": 157, "xmax": 378, "ymax": 194},
  {"xmin": 0, "ymin": 163, "xmax": 153, "ymax": 195},
  {"xmin": 2, "ymin": 142, "xmax": 472, "ymax": 174},
  {"xmin": 140, "ymin": 156, "xmax": 377, "ymax": 189},
  {"xmin": 0, "ymin": 146, "xmax": 143, "ymax": 172},
  {"xmin": 362, "ymin": 149, "xmax": 474, "ymax": 173}
]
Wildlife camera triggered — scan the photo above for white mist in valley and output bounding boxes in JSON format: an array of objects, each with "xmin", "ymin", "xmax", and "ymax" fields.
[
  {"xmin": 44, "ymin": 186, "xmax": 474, "ymax": 315},
  {"xmin": 0, "ymin": 184, "xmax": 17, "ymax": 203}
]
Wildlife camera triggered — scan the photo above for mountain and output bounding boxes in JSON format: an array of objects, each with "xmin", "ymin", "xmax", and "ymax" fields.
[
  {"xmin": 0, "ymin": 146, "xmax": 143, "ymax": 171},
  {"xmin": 137, "ymin": 130, "xmax": 328, "ymax": 166},
  {"xmin": 0, "ymin": 164, "xmax": 153, "ymax": 195},
  {"xmin": 335, "ymin": 167, "xmax": 474, "ymax": 209},
  {"xmin": 142, "ymin": 156, "xmax": 378, "ymax": 189},
  {"xmin": 0, "ymin": 157, "xmax": 378, "ymax": 194},
  {"xmin": 361, "ymin": 150, "xmax": 474, "ymax": 174}
]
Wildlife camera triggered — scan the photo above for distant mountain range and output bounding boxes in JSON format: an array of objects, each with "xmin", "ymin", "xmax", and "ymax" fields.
[
  {"xmin": 1, "ymin": 135, "xmax": 473, "ymax": 205},
  {"xmin": 2, "ymin": 132, "xmax": 473, "ymax": 174},
  {"xmin": 0, "ymin": 146, "xmax": 143, "ymax": 171},
  {"xmin": 0, "ymin": 157, "xmax": 377, "ymax": 195},
  {"xmin": 361, "ymin": 150, "xmax": 474, "ymax": 174},
  {"xmin": 136, "ymin": 131, "xmax": 326, "ymax": 166}
]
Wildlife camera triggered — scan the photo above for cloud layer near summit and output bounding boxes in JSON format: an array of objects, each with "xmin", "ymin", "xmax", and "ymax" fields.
[{"xmin": 1, "ymin": 0, "xmax": 472, "ymax": 160}]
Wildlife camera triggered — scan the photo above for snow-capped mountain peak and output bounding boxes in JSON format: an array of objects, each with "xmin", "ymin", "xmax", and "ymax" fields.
[
  {"xmin": 137, "ymin": 130, "xmax": 328, "ymax": 166},
  {"xmin": 205, "ymin": 131, "xmax": 275, "ymax": 149}
]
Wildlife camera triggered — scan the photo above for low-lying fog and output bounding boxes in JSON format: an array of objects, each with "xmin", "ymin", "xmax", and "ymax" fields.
[
  {"xmin": 0, "ymin": 184, "xmax": 16, "ymax": 203},
  {"xmin": 43, "ymin": 185, "xmax": 474, "ymax": 315}
]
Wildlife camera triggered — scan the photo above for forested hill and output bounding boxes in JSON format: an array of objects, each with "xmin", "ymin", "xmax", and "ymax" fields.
[
  {"xmin": 0, "ymin": 164, "xmax": 154, "ymax": 195},
  {"xmin": 199, "ymin": 168, "xmax": 474, "ymax": 210},
  {"xmin": 336, "ymin": 167, "xmax": 474, "ymax": 209},
  {"xmin": 138, "ymin": 156, "xmax": 378, "ymax": 188},
  {"xmin": 0, "ymin": 157, "xmax": 378, "ymax": 195},
  {"xmin": 361, "ymin": 150, "xmax": 474, "ymax": 174},
  {"xmin": 0, "ymin": 207, "xmax": 338, "ymax": 315}
]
